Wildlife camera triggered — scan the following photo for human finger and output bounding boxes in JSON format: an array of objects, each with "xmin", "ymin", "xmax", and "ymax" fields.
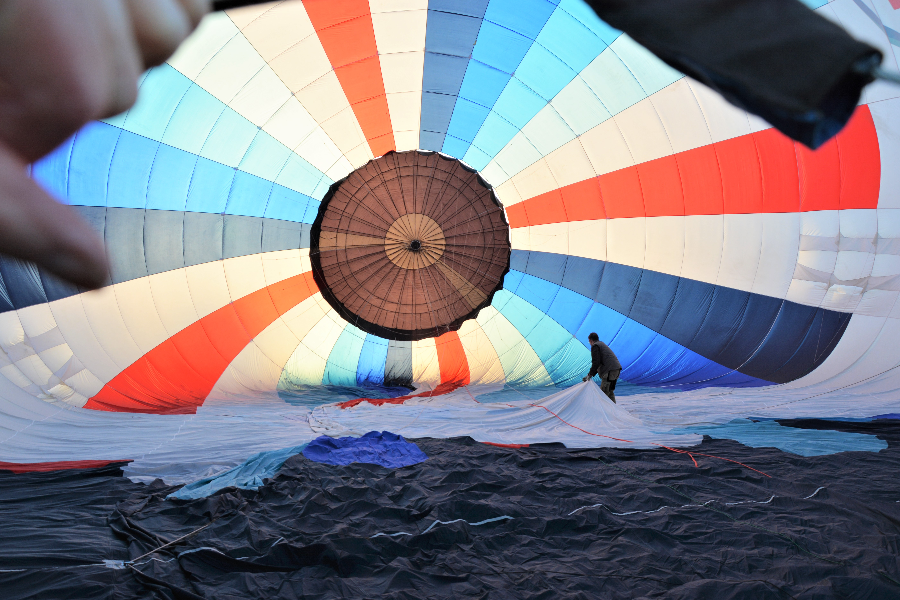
[
  {"xmin": 126, "ymin": 0, "xmax": 210, "ymax": 68},
  {"xmin": 177, "ymin": 0, "xmax": 211, "ymax": 29},
  {"xmin": 0, "ymin": 0, "xmax": 142, "ymax": 160},
  {"xmin": 0, "ymin": 143, "xmax": 108, "ymax": 289}
]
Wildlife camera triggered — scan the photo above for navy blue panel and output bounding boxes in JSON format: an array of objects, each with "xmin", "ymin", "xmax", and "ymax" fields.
[
  {"xmin": 738, "ymin": 301, "xmax": 851, "ymax": 382},
  {"xmin": 658, "ymin": 277, "xmax": 715, "ymax": 347},
  {"xmin": 0, "ymin": 269, "xmax": 13, "ymax": 312},
  {"xmin": 428, "ymin": 0, "xmax": 489, "ymax": 18},
  {"xmin": 515, "ymin": 250, "xmax": 567, "ymax": 286},
  {"xmin": 422, "ymin": 54, "xmax": 470, "ymax": 95},
  {"xmin": 262, "ymin": 221, "xmax": 309, "ymax": 253},
  {"xmin": 424, "ymin": 11, "xmax": 483, "ymax": 56},
  {"xmin": 0, "ymin": 208, "xmax": 315, "ymax": 315},
  {"xmin": 560, "ymin": 255, "xmax": 604, "ymax": 301},
  {"xmin": 183, "ymin": 212, "xmax": 223, "ymax": 268},
  {"xmin": 701, "ymin": 291, "xmax": 778, "ymax": 372},
  {"xmin": 629, "ymin": 270, "xmax": 678, "ymax": 333},
  {"xmin": 222, "ymin": 215, "xmax": 262, "ymax": 260},
  {"xmin": 765, "ymin": 305, "xmax": 851, "ymax": 382},
  {"xmin": 420, "ymin": 92, "xmax": 461, "ymax": 140},
  {"xmin": 738, "ymin": 300, "xmax": 814, "ymax": 377},
  {"xmin": 73, "ymin": 206, "xmax": 107, "ymax": 239},
  {"xmin": 516, "ymin": 251, "xmax": 850, "ymax": 384},
  {"xmin": 144, "ymin": 210, "xmax": 185, "ymax": 276},
  {"xmin": 420, "ymin": 7, "xmax": 487, "ymax": 150},
  {"xmin": 13, "ymin": 206, "xmax": 107, "ymax": 307},
  {"xmin": 105, "ymin": 208, "xmax": 148, "ymax": 284},
  {"xmin": 596, "ymin": 262, "xmax": 641, "ymax": 315},
  {"xmin": 39, "ymin": 270, "xmax": 81, "ymax": 303},
  {"xmin": 0, "ymin": 257, "xmax": 47, "ymax": 309},
  {"xmin": 420, "ymin": 92, "xmax": 462, "ymax": 141},
  {"xmin": 419, "ymin": 131, "xmax": 446, "ymax": 152},
  {"xmin": 509, "ymin": 249, "xmax": 530, "ymax": 273}
]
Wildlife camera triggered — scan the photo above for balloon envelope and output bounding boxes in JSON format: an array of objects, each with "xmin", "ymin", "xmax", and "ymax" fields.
[{"xmin": 1, "ymin": 0, "xmax": 899, "ymax": 476}]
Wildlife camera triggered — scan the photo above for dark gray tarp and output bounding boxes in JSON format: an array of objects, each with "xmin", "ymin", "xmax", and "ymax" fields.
[{"xmin": 2, "ymin": 421, "xmax": 900, "ymax": 599}]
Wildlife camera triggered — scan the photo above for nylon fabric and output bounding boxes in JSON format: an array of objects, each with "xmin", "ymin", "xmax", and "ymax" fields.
[
  {"xmin": 170, "ymin": 443, "xmax": 310, "ymax": 500},
  {"xmin": 0, "ymin": 2, "xmax": 899, "ymax": 595},
  {"xmin": 0, "ymin": 0, "xmax": 896, "ymax": 470},
  {"xmin": 311, "ymin": 381, "xmax": 703, "ymax": 448},
  {"xmin": 4, "ymin": 429, "xmax": 900, "ymax": 599},
  {"xmin": 302, "ymin": 431, "xmax": 428, "ymax": 468}
]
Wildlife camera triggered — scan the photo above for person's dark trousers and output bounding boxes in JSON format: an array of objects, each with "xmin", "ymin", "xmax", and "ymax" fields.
[{"xmin": 600, "ymin": 369, "xmax": 621, "ymax": 403}]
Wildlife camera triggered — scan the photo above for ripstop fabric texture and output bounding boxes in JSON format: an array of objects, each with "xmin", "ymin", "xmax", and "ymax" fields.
[
  {"xmin": 0, "ymin": 0, "xmax": 896, "ymax": 473},
  {"xmin": 302, "ymin": 431, "xmax": 428, "ymax": 467}
]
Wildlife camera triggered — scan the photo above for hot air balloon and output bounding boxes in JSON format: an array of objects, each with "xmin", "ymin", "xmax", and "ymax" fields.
[
  {"xmin": 0, "ymin": 0, "xmax": 891, "ymax": 458},
  {"xmin": 1, "ymin": 0, "xmax": 900, "ymax": 597},
  {"xmin": 0, "ymin": 0, "xmax": 891, "ymax": 414}
]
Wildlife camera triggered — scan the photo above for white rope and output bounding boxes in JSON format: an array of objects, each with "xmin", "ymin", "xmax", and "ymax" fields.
[
  {"xmin": 569, "ymin": 488, "xmax": 824, "ymax": 517},
  {"xmin": 371, "ymin": 515, "xmax": 514, "ymax": 539}
]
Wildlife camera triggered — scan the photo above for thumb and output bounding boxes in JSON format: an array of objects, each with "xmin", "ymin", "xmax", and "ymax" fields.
[{"xmin": 0, "ymin": 143, "xmax": 108, "ymax": 289}]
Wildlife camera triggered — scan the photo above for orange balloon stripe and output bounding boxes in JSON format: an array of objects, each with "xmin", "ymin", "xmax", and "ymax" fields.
[
  {"xmin": 304, "ymin": 0, "xmax": 396, "ymax": 158},
  {"xmin": 434, "ymin": 331, "xmax": 471, "ymax": 387},
  {"xmin": 507, "ymin": 106, "xmax": 880, "ymax": 228},
  {"xmin": 85, "ymin": 272, "xmax": 318, "ymax": 414}
]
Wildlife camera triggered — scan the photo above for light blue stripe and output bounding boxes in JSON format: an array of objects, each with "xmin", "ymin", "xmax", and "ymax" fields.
[
  {"xmin": 32, "ymin": 121, "xmax": 322, "ymax": 223},
  {"xmin": 493, "ymin": 289, "xmax": 587, "ymax": 386},
  {"xmin": 66, "ymin": 121, "xmax": 120, "ymax": 208},
  {"xmin": 462, "ymin": 0, "xmax": 620, "ymax": 169},
  {"xmin": 120, "ymin": 65, "xmax": 193, "ymax": 142},
  {"xmin": 117, "ymin": 64, "xmax": 330, "ymax": 198},
  {"xmin": 146, "ymin": 143, "xmax": 197, "ymax": 211},
  {"xmin": 442, "ymin": 0, "xmax": 558, "ymax": 158},
  {"xmin": 160, "ymin": 81, "xmax": 226, "ymax": 155},
  {"xmin": 322, "ymin": 325, "xmax": 368, "ymax": 387},
  {"xmin": 356, "ymin": 334, "xmax": 390, "ymax": 385},
  {"xmin": 30, "ymin": 135, "xmax": 76, "ymax": 201}
]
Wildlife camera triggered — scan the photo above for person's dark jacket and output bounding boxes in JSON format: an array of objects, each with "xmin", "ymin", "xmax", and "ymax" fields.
[{"xmin": 588, "ymin": 341, "xmax": 622, "ymax": 379}]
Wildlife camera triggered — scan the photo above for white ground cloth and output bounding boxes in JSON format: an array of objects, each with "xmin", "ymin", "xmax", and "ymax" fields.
[
  {"xmin": 309, "ymin": 382, "xmax": 703, "ymax": 449},
  {"xmin": 2, "ymin": 375, "xmax": 898, "ymax": 484},
  {"xmin": 0, "ymin": 386, "xmax": 318, "ymax": 484}
]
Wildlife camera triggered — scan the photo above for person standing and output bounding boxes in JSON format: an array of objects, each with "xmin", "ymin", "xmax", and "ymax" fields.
[{"xmin": 582, "ymin": 333, "xmax": 622, "ymax": 403}]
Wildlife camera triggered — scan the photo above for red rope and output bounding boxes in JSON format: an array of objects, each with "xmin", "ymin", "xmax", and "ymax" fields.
[
  {"xmin": 529, "ymin": 400, "xmax": 771, "ymax": 477},
  {"xmin": 344, "ymin": 382, "xmax": 771, "ymax": 478},
  {"xmin": 469, "ymin": 385, "xmax": 770, "ymax": 478},
  {"xmin": 526, "ymin": 402, "xmax": 637, "ymax": 444},
  {"xmin": 650, "ymin": 443, "xmax": 771, "ymax": 478}
]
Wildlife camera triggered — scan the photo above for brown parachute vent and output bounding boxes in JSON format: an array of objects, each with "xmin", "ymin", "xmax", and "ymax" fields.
[{"xmin": 310, "ymin": 151, "xmax": 511, "ymax": 341}]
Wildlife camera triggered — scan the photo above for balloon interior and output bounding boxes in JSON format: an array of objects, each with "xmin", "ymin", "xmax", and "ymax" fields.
[{"xmin": 1, "ymin": 1, "xmax": 900, "ymax": 595}]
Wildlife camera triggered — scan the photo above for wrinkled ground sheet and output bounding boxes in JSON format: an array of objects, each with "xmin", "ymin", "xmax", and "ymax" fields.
[{"xmin": 2, "ymin": 420, "xmax": 900, "ymax": 599}]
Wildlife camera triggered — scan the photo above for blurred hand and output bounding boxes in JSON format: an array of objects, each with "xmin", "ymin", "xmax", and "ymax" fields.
[
  {"xmin": 582, "ymin": 376, "xmax": 588, "ymax": 382},
  {"xmin": 0, "ymin": 0, "xmax": 209, "ymax": 288}
]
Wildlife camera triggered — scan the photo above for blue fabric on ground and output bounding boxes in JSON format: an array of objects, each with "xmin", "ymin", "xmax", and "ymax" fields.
[
  {"xmin": 673, "ymin": 419, "xmax": 887, "ymax": 457},
  {"xmin": 303, "ymin": 431, "xmax": 428, "ymax": 468},
  {"xmin": 170, "ymin": 444, "xmax": 309, "ymax": 500}
]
